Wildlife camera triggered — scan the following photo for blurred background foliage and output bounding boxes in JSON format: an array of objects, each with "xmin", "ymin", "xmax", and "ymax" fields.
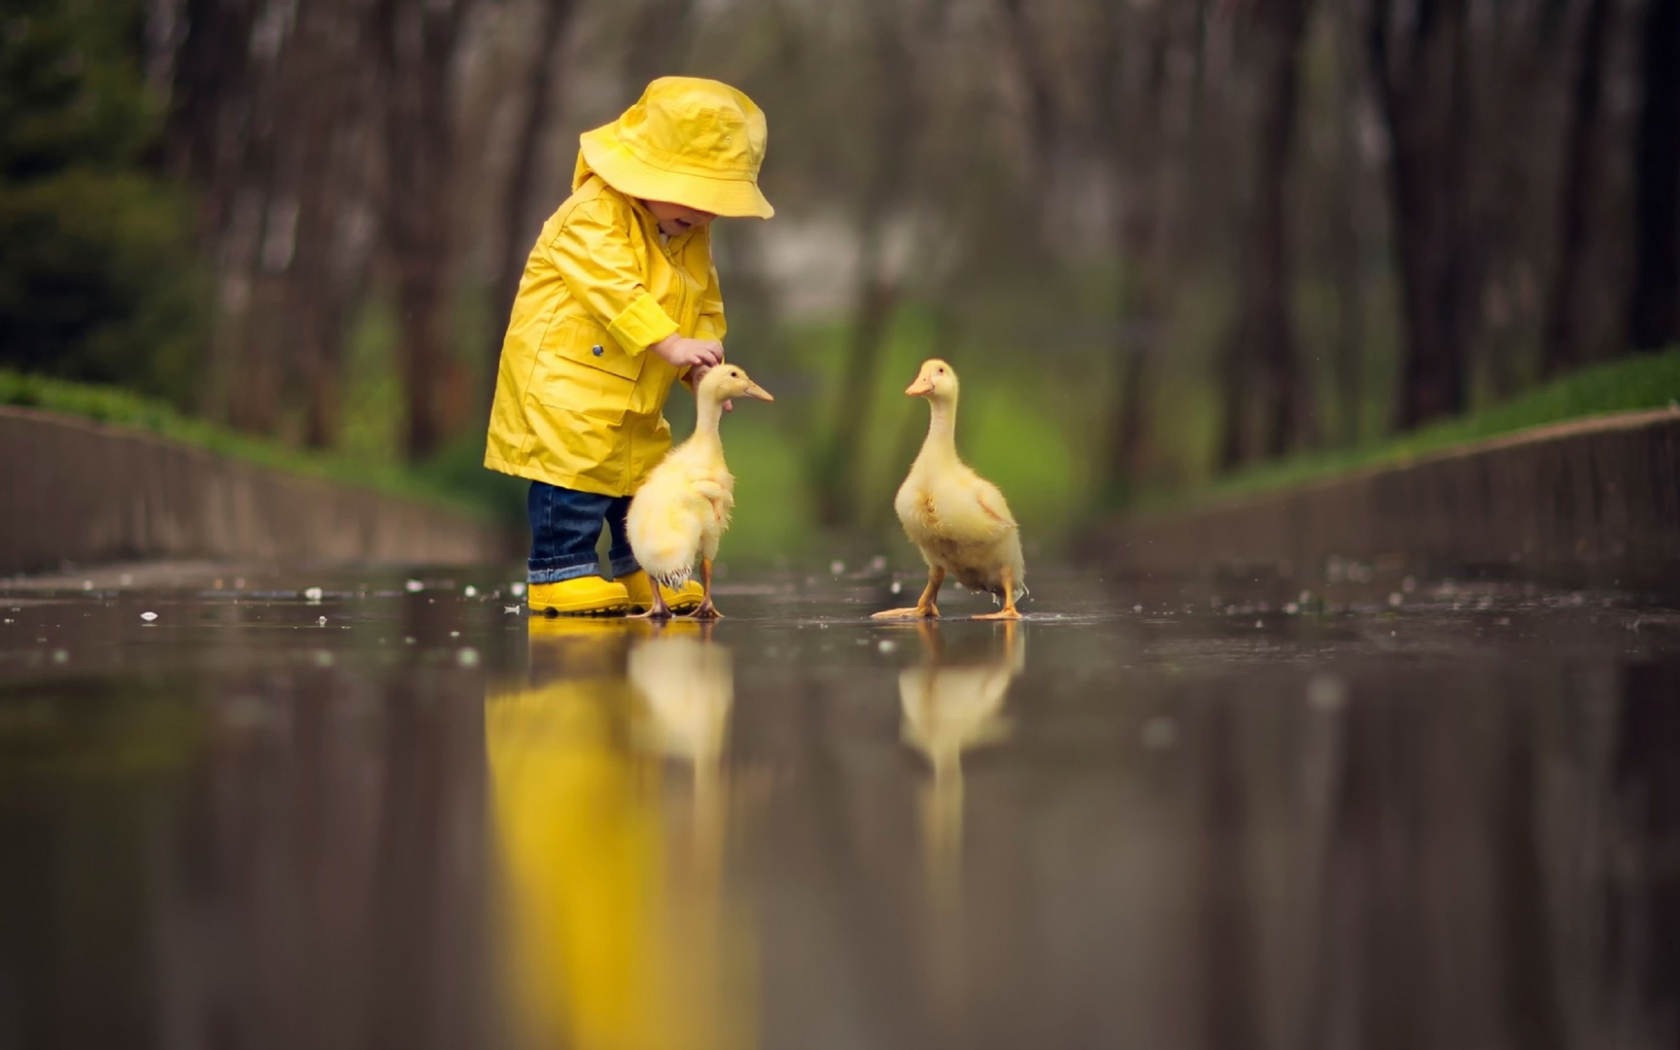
[
  {"xmin": 0, "ymin": 0, "xmax": 204, "ymax": 402},
  {"xmin": 0, "ymin": 0, "xmax": 1677, "ymax": 560}
]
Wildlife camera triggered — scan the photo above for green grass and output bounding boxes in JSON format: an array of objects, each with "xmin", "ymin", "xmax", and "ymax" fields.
[
  {"xmin": 0, "ymin": 369, "xmax": 506, "ymax": 520},
  {"xmin": 1167, "ymin": 348, "xmax": 1680, "ymax": 508}
]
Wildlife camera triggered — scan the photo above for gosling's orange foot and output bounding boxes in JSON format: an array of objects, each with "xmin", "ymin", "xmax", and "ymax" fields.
[
  {"xmin": 692, "ymin": 600, "xmax": 723, "ymax": 621},
  {"xmin": 973, "ymin": 608, "xmax": 1022, "ymax": 621},
  {"xmin": 871, "ymin": 605, "xmax": 939, "ymax": 620}
]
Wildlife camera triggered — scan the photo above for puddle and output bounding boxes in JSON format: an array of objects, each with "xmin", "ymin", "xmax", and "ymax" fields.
[{"xmin": 2, "ymin": 564, "xmax": 1679, "ymax": 1048}]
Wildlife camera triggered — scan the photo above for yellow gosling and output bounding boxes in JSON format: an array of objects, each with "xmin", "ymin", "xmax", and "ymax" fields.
[
  {"xmin": 627, "ymin": 365, "xmax": 773, "ymax": 620},
  {"xmin": 874, "ymin": 359, "xmax": 1027, "ymax": 621}
]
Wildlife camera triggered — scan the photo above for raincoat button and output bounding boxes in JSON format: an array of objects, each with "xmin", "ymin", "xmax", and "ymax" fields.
[{"xmin": 591, "ymin": 345, "xmax": 604, "ymax": 356}]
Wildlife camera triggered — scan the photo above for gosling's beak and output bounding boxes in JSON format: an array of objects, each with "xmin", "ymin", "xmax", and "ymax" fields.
[
  {"xmin": 905, "ymin": 377, "xmax": 934, "ymax": 396},
  {"xmin": 743, "ymin": 382, "xmax": 774, "ymax": 402}
]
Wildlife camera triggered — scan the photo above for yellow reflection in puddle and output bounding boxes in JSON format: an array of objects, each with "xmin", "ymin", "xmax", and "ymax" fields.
[
  {"xmin": 899, "ymin": 620, "xmax": 1025, "ymax": 1033},
  {"xmin": 899, "ymin": 621, "xmax": 1024, "ymax": 896},
  {"xmin": 487, "ymin": 618, "xmax": 753, "ymax": 1050}
]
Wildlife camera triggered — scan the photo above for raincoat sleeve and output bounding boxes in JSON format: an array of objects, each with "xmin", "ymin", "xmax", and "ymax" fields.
[
  {"xmin": 693, "ymin": 260, "xmax": 727, "ymax": 344},
  {"xmin": 548, "ymin": 199, "xmax": 680, "ymax": 355}
]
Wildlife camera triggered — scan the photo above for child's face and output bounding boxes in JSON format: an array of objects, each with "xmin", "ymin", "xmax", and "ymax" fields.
[{"xmin": 645, "ymin": 200, "xmax": 716, "ymax": 238}]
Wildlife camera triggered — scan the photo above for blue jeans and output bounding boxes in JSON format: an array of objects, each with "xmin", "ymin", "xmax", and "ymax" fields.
[{"xmin": 527, "ymin": 481, "xmax": 640, "ymax": 584}]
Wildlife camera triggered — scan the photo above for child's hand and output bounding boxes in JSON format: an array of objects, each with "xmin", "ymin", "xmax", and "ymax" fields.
[
  {"xmin": 689, "ymin": 363, "xmax": 733, "ymax": 412},
  {"xmin": 651, "ymin": 334, "xmax": 724, "ymax": 370}
]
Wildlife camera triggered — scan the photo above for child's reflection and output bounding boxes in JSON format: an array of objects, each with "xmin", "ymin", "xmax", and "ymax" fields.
[{"xmin": 486, "ymin": 619, "xmax": 751, "ymax": 1050}]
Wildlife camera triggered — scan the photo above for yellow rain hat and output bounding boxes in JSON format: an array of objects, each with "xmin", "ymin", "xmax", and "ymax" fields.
[{"xmin": 576, "ymin": 76, "xmax": 773, "ymax": 219}]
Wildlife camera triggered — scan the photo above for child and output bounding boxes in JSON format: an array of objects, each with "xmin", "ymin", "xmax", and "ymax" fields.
[{"xmin": 484, "ymin": 77, "xmax": 773, "ymax": 615}]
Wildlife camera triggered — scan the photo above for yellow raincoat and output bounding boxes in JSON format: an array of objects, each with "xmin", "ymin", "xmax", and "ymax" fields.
[{"xmin": 484, "ymin": 78, "xmax": 771, "ymax": 496}]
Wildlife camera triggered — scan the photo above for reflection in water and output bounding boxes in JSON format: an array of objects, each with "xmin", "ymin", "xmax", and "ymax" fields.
[
  {"xmin": 630, "ymin": 630, "xmax": 735, "ymax": 891},
  {"xmin": 6, "ymin": 577, "xmax": 1680, "ymax": 1049},
  {"xmin": 896, "ymin": 621, "xmax": 1024, "ymax": 1039},
  {"xmin": 899, "ymin": 621, "xmax": 1024, "ymax": 892},
  {"xmin": 486, "ymin": 619, "xmax": 752, "ymax": 1050}
]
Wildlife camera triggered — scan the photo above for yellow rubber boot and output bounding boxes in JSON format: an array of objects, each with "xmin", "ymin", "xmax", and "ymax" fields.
[
  {"xmin": 620, "ymin": 569, "xmax": 704, "ymax": 614},
  {"xmin": 527, "ymin": 576, "xmax": 631, "ymax": 616}
]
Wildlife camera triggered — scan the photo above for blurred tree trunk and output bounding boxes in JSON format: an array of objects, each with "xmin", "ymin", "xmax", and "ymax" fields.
[
  {"xmin": 1541, "ymin": 0, "xmax": 1614, "ymax": 377},
  {"xmin": 995, "ymin": 0, "xmax": 1060, "ymax": 178},
  {"xmin": 373, "ymin": 0, "xmax": 470, "ymax": 462},
  {"xmin": 166, "ymin": 0, "xmax": 385, "ymax": 448},
  {"xmin": 621, "ymin": 0, "xmax": 696, "ymax": 90},
  {"xmin": 815, "ymin": 158, "xmax": 906, "ymax": 531},
  {"xmin": 488, "ymin": 0, "xmax": 577, "ymax": 398},
  {"xmin": 173, "ymin": 0, "xmax": 304, "ymax": 439},
  {"xmin": 1625, "ymin": 0, "xmax": 1680, "ymax": 353},
  {"xmin": 1473, "ymin": 3, "xmax": 1571, "ymax": 399},
  {"xmin": 812, "ymin": 0, "xmax": 940, "ymax": 530},
  {"xmin": 1095, "ymin": 2, "xmax": 1172, "ymax": 500},
  {"xmin": 165, "ymin": 0, "xmax": 255, "ymax": 225},
  {"xmin": 165, "ymin": 0, "xmax": 269, "ymax": 429},
  {"xmin": 1367, "ymin": 0, "xmax": 1477, "ymax": 429},
  {"xmin": 1221, "ymin": 0, "xmax": 1313, "ymax": 470},
  {"xmin": 1254, "ymin": 0, "xmax": 1312, "ymax": 457},
  {"xmin": 1329, "ymin": 0, "xmax": 1367, "ymax": 447},
  {"xmin": 286, "ymin": 0, "xmax": 377, "ymax": 450}
]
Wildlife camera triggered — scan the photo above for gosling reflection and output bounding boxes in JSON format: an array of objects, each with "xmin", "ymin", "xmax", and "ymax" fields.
[
  {"xmin": 486, "ymin": 619, "xmax": 751, "ymax": 1050},
  {"xmin": 899, "ymin": 621, "xmax": 1024, "ymax": 897},
  {"xmin": 629, "ymin": 630, "xmax": 735, "ymax": 900}
]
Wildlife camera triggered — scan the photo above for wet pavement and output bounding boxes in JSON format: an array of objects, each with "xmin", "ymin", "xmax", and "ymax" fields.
[{"xmin": 3, "ymin": 562, "xmax": 1680, "ymax": 1050}]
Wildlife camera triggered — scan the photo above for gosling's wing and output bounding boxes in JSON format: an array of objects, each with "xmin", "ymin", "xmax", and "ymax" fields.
[
  {"xmin": 937, "ymin": 469, "xmax": 1019, "ymax": 546},
  {"xmin": 687, "ymin": 466, "xmax": 734, "ymax": 504},
  {"xmin": 970, "ymin": 473, "xmax": 1019, "ymax": 530},
  {"xmin": 627, "ymin": 471, "xmax": 706, "ymax": 578},
  {"xmin": 893, "ymin": 474, "xmax": 924, "ymax": 534},
  {"xmin": 685, "ymin": 464, "xmax": 735, "ymax": 525}
]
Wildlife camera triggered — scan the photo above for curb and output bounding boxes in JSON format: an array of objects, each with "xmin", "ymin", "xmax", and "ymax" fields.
[{"xmin": 0, "ymin": 407, "xmax": 512, "ymax": 576}]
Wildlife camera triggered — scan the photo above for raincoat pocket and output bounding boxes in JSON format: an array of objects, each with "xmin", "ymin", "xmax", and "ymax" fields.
[{"xmin": 534, "ymin": 316, "xmax": 644, "ymax": 423}]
